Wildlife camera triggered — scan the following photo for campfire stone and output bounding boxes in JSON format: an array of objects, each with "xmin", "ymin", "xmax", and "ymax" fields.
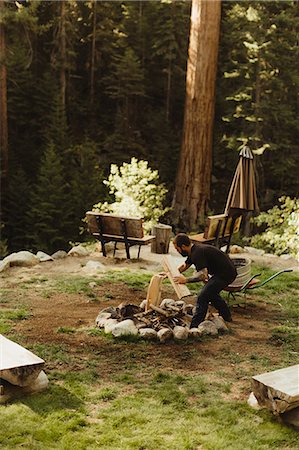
[
  {"xmin": 139, "ymin": 328, "xmax": 158, "ymax": 340},
  {"xmin": 197, "ymin": 321, "xmax": 218, "ymax": 336},
  {"xmin": 229, "ymin": 245, "xmax": 244, "ymax": 254},
  {"xmin": 211, "ymin": 316, "xmax": 229, "ymax": 332},
  {"xmin": 188, "ymin": 328, "xmax": 202, "ymax": 338},
  {"xmin": 173, "ymin": 326, "xmax": 188, "ymax": 340},
  {"xmin": 96, "ymin": 312, "xmax": 112, "ymax": 328},
  {"xmin": 111, "ymin": 319, "xmax": 138, "ymax": 337},
  {"xmin": 104, "ymin": 319, "xmax": 118, "ymax": 334},
  {"xmin": 157, "ymin": 328, "xmax": 173, "ymax": 343}
]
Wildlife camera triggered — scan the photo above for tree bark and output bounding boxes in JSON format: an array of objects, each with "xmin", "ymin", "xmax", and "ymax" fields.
[
  {"xmin": 0, "ymin": 0, "xmax": 8, "ymax": 213},
  {"xmin": 172, "ymin": 0, "xmax": 221, "ymax": 230},
  {"xmin": 90, "ymin": 0, "xmax": 97, "ymax": 105},
  {"xmin": 59, "ymin": 0, "xmax": 66, "ymax": 109}
]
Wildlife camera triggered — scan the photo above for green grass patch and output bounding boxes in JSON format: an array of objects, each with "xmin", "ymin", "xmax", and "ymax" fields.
[{"xmin": 97, "ymin": 269, "xmax": 153, "ymax": 289}]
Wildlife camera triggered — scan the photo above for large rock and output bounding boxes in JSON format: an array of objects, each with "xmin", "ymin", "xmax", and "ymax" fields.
[
  {"xmin": 51, "ymin": 250, "xmax": 67, "ymax": 259},
  {"xmin": 0, "ymin": 371, "xmax": 49, "ymax": 404},
  {"xmin": 111, "ymin": 319, "xmax": 138, "ymax": 337},
  {"xmin": 104, "ymin": 319, "xmax": 118, "ymax": 334},
  {"xmin": 157, "ymin": 328, "xmax": 173, "ymax": 343},
  {"xmin": 96, "ymin": 312, "xmax": 112, "ymax": 328},
  {"xmin": 139, "ymin": 328, "xmax": 158, "ymax": 340},
  {"xmin": 188, "ymin": 328, "xmax": 202, "ymax": 338},
  {"xmin": 173, "ymin": 326, "xmax": 188, "ymax": 340},
  {"xmin": 84, "ymin": 260, "xmax": 105, "ymax": 272},
  {"xmin": 197, "ymin": 321, "xmax": 218, "ymax": 336},
  {"xmin": 229, "ymin": 245, "xmax": 244, "ymax": 254},
  {"xmin": 210, "ymin": 316, "xmax": 229, "ymax": 332},
  {"xmin": 68, "ymin": 245, "xmax": 90, "ymax": 257},
  {"xmin": 36, "ymin": 251, "xmax": 53, "ymax": 262},
  {"xmin": 1, "ymin": 251, "xmax": 39, "ymax": 269}
]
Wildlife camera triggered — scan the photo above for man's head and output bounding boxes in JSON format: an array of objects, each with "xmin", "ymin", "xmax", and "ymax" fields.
[{"xmin": 173, "ymin": 233, "xmax": 192, "ymax": 257}]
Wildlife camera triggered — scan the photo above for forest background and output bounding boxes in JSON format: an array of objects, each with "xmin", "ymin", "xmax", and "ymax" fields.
[{"xmin": 1, "ymin": 0, "xmax": 298, "ymax": 255}]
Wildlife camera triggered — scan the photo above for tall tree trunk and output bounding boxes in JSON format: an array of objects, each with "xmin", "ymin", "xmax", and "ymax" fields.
[
  {"xmin": 90, "ymin": 0, "xmax": 97, "ymax": 105},
  {"xmin": 59, "ymin": 0, "xmax": 66, "ymax": 109},
  {"xmin": 0, "ymin": 0, "xmax": 8, "ymax": 216},
  {"xmin": 172, "ymin": 0, "xmax": 221, "ymax": 231}
]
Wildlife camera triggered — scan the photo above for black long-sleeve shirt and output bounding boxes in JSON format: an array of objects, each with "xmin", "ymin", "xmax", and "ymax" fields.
[{"xmin": 186, "ymin": 244, "xmax": 237, "ymax": 283}]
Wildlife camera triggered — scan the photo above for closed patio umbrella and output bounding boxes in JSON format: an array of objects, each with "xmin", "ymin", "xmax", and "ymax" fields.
[{"xmin": 224, "ymin": 146, "xmax": 259, "ymax": 216}]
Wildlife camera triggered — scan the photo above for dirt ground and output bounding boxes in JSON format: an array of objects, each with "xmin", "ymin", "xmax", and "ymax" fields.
[{"xmin": 2, "ymin": 243, "xmax": 297, "ymax": 395}]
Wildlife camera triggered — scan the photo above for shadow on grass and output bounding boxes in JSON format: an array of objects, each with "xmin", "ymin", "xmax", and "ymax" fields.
[{"xmin": 16, "ymin": 384, "xmax": 84, "ymax": 415}]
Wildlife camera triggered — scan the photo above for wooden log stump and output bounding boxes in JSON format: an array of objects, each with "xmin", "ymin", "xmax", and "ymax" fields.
[{"xmin": 151, "ymin": 224, "xmax": 172, "ymax": 254}]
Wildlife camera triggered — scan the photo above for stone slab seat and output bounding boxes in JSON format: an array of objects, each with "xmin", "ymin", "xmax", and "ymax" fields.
[{"xmin": 0, "ymin": 335, "xmax": 45, "ymax": 386}]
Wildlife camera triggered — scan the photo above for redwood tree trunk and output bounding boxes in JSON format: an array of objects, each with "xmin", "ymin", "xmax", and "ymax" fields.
[
  {"xmin": 59, "ymin": 0, "xmax": 66, "ymax": 109},
  {"xmin": 172, "ymin": 0, "xmax": 221, "ymax": 231},
  {"xmin": 0, "ymin": 0, "xmax": 8, "ymax": 210}
]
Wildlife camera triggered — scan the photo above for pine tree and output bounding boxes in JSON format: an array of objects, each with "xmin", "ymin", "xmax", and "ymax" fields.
[{"xmin": 27, "ymin": 144, "xmax": 73, "ymax": 254}]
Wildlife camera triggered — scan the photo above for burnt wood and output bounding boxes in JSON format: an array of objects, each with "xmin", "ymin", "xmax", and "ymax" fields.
[{"xmin": 86, "ymin": 212, "xmax": 155, "ymax": 259}]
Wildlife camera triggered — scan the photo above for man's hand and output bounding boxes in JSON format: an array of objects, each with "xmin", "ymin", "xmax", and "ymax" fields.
[{"xmin": 174, "ymin": 274, "xmax": 187, "ymax": 284}]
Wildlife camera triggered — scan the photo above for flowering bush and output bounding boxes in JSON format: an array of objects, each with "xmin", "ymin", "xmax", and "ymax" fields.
[
  {"xmin": 93, "ymin": 158, "xmax": 170, "ymax": 232},
  {"xmin": 250, "ymin": 196, "xmax": 299, "ymax": 260}
]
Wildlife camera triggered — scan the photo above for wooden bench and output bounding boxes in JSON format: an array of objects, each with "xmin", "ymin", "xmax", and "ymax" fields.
[
  {"xmin": 86, "ymin": 212, "xmax": 155, "ymax": 259},
  {"xmin": 190, "ymin": 213, "xmax": 242, "ymax": 252}
]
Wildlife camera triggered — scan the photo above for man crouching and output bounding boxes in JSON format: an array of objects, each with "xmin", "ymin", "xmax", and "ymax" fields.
[{"xmin": 173, "ymin": 233, "xmax": 236, "ymax": 328}]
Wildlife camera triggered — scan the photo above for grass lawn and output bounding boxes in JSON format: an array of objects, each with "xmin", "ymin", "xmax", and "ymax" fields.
[{"xmin": 0, "ymin": 265, "xmax": 298, "ymax": 449}]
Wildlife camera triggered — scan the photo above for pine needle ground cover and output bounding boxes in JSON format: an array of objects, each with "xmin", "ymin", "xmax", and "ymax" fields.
[{"xmin": 0, "ymin": 267, "xmax": 298, "ymax": 450}]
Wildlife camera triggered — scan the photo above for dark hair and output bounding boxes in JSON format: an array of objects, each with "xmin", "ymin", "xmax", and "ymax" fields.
[{"xmin": 173, "ymin": 233, "xmax": 191, "ymax": 247}]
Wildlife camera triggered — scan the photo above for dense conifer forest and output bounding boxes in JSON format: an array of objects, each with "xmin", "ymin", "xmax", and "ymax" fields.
[{"xmin": 1, "ymin": 0, "xmax": 298, "ymax": 254}]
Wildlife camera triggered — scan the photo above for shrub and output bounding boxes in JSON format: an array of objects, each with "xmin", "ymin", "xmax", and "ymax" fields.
[
  {"xmin": 93, "ymin": 158, "xmax": 170, "ymax": 232},
  {"xmin": 250, "ymin": 196, "xmax": 299, "ymax": 259}
]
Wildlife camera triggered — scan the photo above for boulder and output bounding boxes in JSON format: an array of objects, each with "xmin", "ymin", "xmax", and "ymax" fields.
[
  {"xmin": 68, "ymin": 245, "xmax": 90, "ymax": 257},
  {"xmin": 188, "ymin": 328, "xmax": 202, "ymax": 338},
  {"xmin": 1, "ymin": 251, "xmax": 39, "ymax": 268},
  {"xmin": 84, "ymin": 260, "xmax": 105, "ymax": 271},
  {"xmin": 51, "ymin": 250, "xmax": 67, "ymax": 259},
  {"xmin": 96, "ymin": 312, "xmax": 112, "ymax": 328},
  {"xmin": 139, "ymin": 328, "xmax": 158, "ymax": 340},
  {"xmin": 157, "ymin": 328, "xmax": 173, "ymax": 343},
  {"xmin": 36, "ymin": 251, "xmax": 53, "ymax": 262},
  {"xmin": 111, "ymin": 319, "xmax": 138, "ymax": 337},
  {"xmin": 197, "ymin": 320, "xmax": 218, "ymax": 336},
  {"xmin": 229, "ymin": 245, "xmax": 244, "ymax": 254},
  {"xmin": 0, "ymin": 371, "xmax": 49, "ymax": 404},
  {"xmin": 210, "ymin": 316, "xmax": 229, "ymax": 332},
  {"xmin": 173, "ymin": 326, "xmax": 188, "ymax": 340},
  {"xmin": 247, "ymin": 392, "xmax": 262, "ymax": 410},
  {"xmin": 104, "ymin": 319, "xmax": 118, "ymax": 334}
]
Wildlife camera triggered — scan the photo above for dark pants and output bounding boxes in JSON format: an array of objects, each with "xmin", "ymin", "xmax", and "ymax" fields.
[{"xmin": 190, "ymin": 276, "xmax": 232, "ymax": 328}]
